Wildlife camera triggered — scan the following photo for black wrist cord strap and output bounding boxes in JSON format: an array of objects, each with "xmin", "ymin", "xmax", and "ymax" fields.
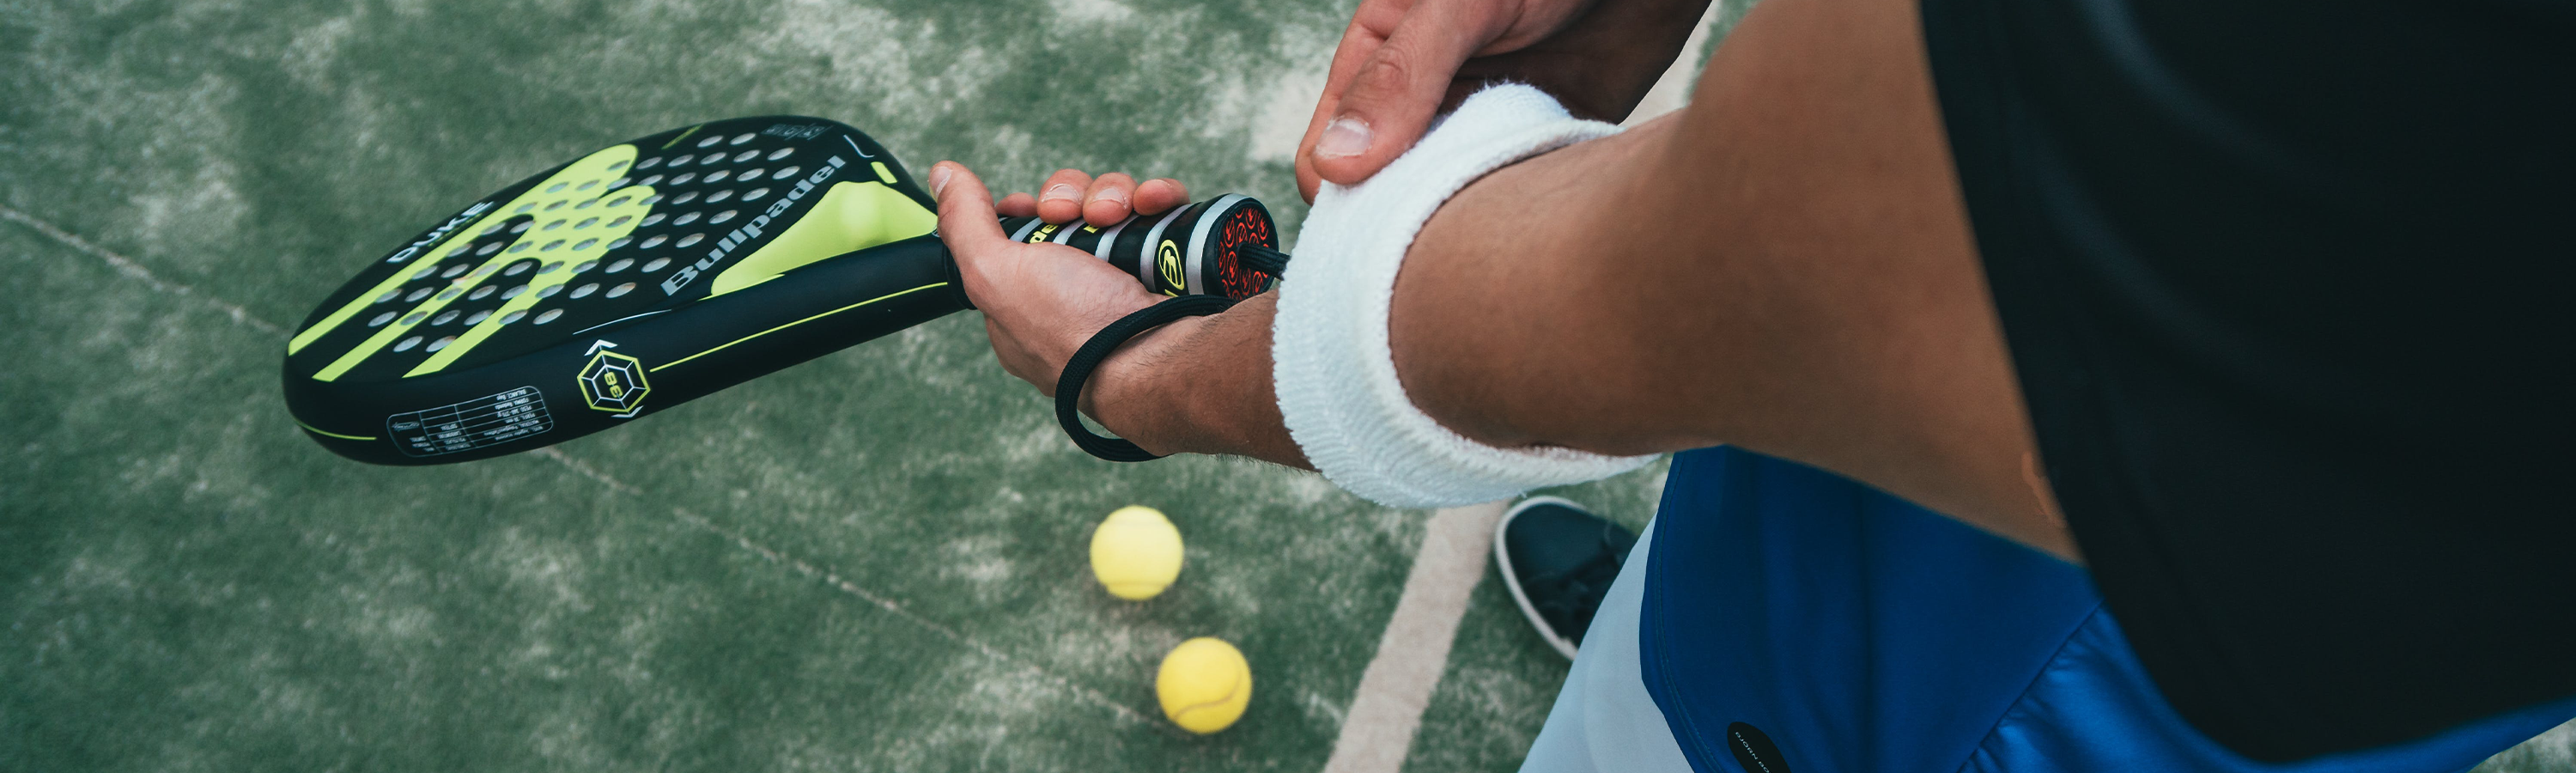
[{"xmin": 1055, "ymin": 295, "xmax": 1242, "ymax": 462}]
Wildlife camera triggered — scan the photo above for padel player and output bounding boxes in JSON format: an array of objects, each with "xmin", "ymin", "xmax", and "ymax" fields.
[{"xmin": 924, "ymin": 0, "xmax": 2576, "ymax": 770}]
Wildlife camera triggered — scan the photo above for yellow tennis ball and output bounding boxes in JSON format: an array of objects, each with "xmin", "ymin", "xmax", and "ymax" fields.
[
  {"xmin": 1156, "ymin": 637, "xmax": 1252, "ymax": 733},
  {"xmin": 1090, "ymin": 505, "xmax": 1184, "ymax": 600}
]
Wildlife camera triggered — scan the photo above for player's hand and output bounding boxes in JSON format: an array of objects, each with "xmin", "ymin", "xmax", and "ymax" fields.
[
  {"xmin": 992, "ymin": 167, "xmax": 1194, "ymax": 228},
  {"xmin": 930, "ymin": 161, "xmax": 1186, "ymax": 394},
  {"xmin": 1295, "ymin": 0, "xmax": 1710, "ymax": 200}
]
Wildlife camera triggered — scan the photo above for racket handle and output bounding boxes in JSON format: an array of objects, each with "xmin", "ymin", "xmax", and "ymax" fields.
[{"xmin": 995, "ymin": 193, "xmax": 1282, "ymax": 299}]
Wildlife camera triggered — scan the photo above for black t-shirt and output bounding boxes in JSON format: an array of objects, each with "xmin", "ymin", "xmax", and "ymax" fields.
[{"xmin": 1918, "ymin": 0, "xmax": 2576, "ymax": 762}]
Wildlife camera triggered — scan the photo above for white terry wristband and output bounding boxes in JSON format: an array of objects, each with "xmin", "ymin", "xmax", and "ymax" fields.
[{"xmin": 1273, "ymin": 83, "xmax": 1656, "ymax": 509}]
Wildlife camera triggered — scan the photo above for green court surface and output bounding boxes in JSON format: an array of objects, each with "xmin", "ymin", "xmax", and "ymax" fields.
[{"xmin": 2, "ymin": 1, "xmax": 2568, "ymax": 771}]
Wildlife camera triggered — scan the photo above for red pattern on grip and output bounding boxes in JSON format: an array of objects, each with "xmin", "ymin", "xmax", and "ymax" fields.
[{"xmin": 1212, "ymin": 205, "xmax": 1278, "ymax": 299}]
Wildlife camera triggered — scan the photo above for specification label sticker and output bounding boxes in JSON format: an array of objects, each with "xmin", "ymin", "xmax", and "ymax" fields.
[{"xmin": 387, "ymin": 386, "xmax": 554, "ymax": 458}]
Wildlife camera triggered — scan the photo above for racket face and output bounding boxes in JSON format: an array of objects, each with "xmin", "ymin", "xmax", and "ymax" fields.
[{"xmin": 285, "ymin": 116, "xmax": 968, "ymax": 465}]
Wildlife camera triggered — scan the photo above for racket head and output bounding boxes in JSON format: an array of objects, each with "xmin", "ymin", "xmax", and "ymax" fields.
[{"xmin": 284, "ymin": 116, "xmax": 968, "ymax": 465}]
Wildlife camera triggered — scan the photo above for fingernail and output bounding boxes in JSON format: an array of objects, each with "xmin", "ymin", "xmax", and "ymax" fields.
[
  {"xmin": 1315, "ymin": 117, "xmax": 1371, "ymax": 159},
  {"xmin": 1041, "ymin": 183, "xmax": 1079, "ymax": 203},
  {"xmin": 929, "ymin": 165, "xmax": 952, "ymax": 197},
  {"xmin": 1095, "ymin": 186, "xmax": 1129, "ymax": 207}
]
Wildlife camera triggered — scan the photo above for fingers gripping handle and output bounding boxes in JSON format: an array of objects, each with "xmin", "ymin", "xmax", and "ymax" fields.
[{"xmin": 995, "ymin": 195, "xmax": 1285, "ymax": 299}]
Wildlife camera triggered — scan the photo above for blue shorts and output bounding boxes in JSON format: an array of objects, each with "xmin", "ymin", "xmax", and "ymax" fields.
[{"xmin": 1517, "ymin": 447, "xmax": 2574, "ymax": 772}]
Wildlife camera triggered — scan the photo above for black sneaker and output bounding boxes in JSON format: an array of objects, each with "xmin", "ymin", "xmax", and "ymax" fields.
[{"xmin": 1493, "ymin": 496, "xmax": 1640, "ymax": 659}]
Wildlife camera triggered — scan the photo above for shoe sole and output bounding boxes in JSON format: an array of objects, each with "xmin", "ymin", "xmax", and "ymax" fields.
[{"xmin": 1494, "ymin": 495, "xmax": 1587, "ymax": 660}]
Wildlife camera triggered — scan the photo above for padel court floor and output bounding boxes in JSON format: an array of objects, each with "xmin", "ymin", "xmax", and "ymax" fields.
[{"xmin": 3, "ymin": 1, "xmax": 2569, "ymax": 770}]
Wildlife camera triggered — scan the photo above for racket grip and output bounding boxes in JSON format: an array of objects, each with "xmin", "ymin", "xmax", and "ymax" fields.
[{"xmin": 995, "ymin": 193, "xmax": 1281, "ymax": 299}]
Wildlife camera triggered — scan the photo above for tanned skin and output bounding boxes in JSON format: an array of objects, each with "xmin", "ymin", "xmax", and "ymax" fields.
[{"xmin": 924, "ymin": 0, "xmax": 2077, "ymax": 561}]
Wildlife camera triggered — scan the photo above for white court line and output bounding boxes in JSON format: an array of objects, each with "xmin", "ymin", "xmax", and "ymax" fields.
[
  {"xmin": 0, "ymin": 203, "xmax": 286, "ymax": 335},
  {"xmin": 1623, "ymin": 3, "xmax": 1721, "ymax": 128},
  {"xmin": 1322, "ymin": 501, "xmax": 1508, "ymax": 773}
]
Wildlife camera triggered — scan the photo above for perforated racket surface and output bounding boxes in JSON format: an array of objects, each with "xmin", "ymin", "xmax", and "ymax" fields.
[{"xmin": 284, "ymin": 116, "xmax": 1278, "ymax": 466}]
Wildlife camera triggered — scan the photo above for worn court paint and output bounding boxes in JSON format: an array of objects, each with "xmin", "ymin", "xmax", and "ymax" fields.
[
  {"xmin": 1, "ymin": 0, "xmax": 1417, "ymax": 767},
  {"xmin": 0, "ymin": 211, "xmax": 1410, "ymax": 770},
  {"xmin": 2481, "ymin": 723, "xmax": 2576, "ymax": 773}
]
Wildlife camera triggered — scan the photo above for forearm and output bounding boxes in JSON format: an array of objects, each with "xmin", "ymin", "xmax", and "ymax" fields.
[
  {"xmin": 1391, "ymin": 0, "xmax": 2072, "ymax": 557},
  {"xmin": 1079, "ymin": 0, "xmax": 2072, "ymax": 557},
  {"xmin": 1082, "ymin": 12, "xmax": 1970, "ymax": 480},
  {"xmin": 1084, "ymin": 292, "xmax": 1310, "ymax": 469},
  {"xmin": 1387, "ymin": 115, "xmax": 1707, "ymax": 453},
  {"xmin": 1393, "ymin": 0, "xmax": 1995, "ymax": 461},
  {"xmin": 1072, "ymin": 127, "xmax": 1691, "ymax": 474}
]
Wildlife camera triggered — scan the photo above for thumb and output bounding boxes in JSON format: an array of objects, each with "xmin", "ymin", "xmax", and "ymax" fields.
[
  {"xmin": 929, "ymin": 161, "xmax": 1016, "ymax": 307},
  {"xmin": 1307, "ymin": 2, "xmax": 1496, "ymax": 186},
  {"xmin": 930, "ymin": 161, "xmax": 1009, "ymax": 260}
]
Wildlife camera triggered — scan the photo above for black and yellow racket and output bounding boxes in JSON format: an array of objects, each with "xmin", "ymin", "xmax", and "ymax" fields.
[{"xmin": 283, "ymin": 116, "xmax": 1281, "ymax": 466}]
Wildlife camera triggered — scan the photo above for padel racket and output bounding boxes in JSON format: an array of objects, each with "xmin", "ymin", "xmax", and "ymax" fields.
[{"xmin": 283, "ymin": 115, "xmax": 1281, "ymax": 466}]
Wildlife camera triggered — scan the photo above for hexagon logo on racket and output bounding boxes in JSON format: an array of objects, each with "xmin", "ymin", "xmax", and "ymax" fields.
[{"xmin": 576, "ymin": 348, "xmax": 652, "ymax": 417}]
